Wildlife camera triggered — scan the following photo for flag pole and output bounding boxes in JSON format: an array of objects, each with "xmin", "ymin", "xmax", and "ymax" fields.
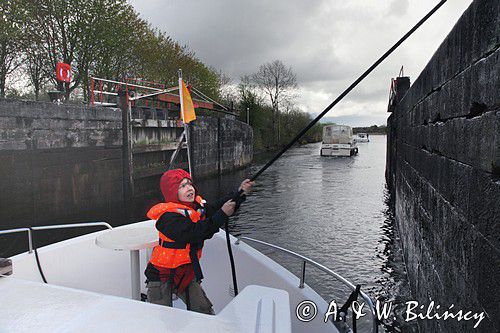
[{"xmin": 178, "ymin": 69, "xmax": 193, "ymax": 177}]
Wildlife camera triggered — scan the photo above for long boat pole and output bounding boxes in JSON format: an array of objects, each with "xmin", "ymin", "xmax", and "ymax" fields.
[
  {"xmin": 229, "ymin": 0, "xmax": 447, "ymax": 301},
  {"xmin": 249, "ymin": 0, "xmax": 447, "ymax": 182}
]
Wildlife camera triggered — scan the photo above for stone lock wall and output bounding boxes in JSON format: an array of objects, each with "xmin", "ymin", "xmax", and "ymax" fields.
[
  {"xmin": 0, "ymin": 100, "xmax": 125, "ymax": 256},
  {"xmin": 0, "ymin": 100, "xmax": 253, "ymax": 256},
  {"xmin": 386, "ymin": 0, "xmax": 499, "ymax": 331},
  {"xmin": 190, "ymin": 116, "xmax": 253, "ymax": 178}
]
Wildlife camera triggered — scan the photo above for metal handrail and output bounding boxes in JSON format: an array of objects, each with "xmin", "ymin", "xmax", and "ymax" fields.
[
  {"xmin": 0, "ymin": 228, "xmax": 33, "ymax": 253},
  {"xmin": 235, "ymin": 236, "xmax": 378, "ymax": 333},
  {"xmin": 92, "ymin": 77, "xmax": 165, "ymax": 92},
  {"xmin": 0, "ymin": 222, "xmax": 113, "ymax": 254}
]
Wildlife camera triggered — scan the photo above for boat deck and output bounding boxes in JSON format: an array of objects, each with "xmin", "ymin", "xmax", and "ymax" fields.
[
  {"xmin": 0, "ymin": 221, "xmax": 366, "ymax": 333},
  {"xmin": 0, "ymin": 277, "xmax": 290, "ymax": 333}
]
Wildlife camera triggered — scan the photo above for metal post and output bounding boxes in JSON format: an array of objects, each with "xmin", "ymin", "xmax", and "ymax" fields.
[
  {"xmin": 99, "ymin": 80, "xmax": 103, "ymax": 104},
  {"xmin": 217, "ymin": 117, "xmax": 222, "ymax": 176},
  {"xmin": 185, "ymin": 123, "xmax": 193, "ymax": 177},
  {"xmin": 178, "ymin": 69, "xmax": 193, "ymax": 177},
  {"xmin": 90, "ymin": 77, "xmax": 95, "ymax": 106},
  {"xmin": 27, "ymin": 229, "xmax": 33, "ymax": 254},
  {"xmin": 299, "ymin": 261, "xmax": 306, "ymax": 288},
  {"xmin": 168, "ymin": 130, "xmax": 186, "ymax": 170},
  {"xmin": 130, "ymin": 250, "xmax": 140, "ymax": 300},
  {"xmin": 246, "ymin": 107, "xmax": 249, "ymax": 125},
  {"xmin": 118, "ymin": 89, "xmax": 134, "ymax": 221}
]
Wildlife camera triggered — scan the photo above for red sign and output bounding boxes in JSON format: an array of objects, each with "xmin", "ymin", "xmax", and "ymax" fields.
[{"xmin": 56, "ymin": 62, "xmax": 71, "ymax": 82}]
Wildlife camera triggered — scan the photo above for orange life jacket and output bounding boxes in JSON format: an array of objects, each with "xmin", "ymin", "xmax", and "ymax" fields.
[{"xmin": 147, "ymin": 196, "xmax": 205, "ymax": 269}]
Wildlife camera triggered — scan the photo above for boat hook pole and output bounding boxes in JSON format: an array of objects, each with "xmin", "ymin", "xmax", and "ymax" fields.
[
  {"xmin": 228, "ymin": 0, "xmax": 447, "ymax": 297},
  {"xmin": 250, "ymin": 0, "xmax": 446, "ymax": 182}
]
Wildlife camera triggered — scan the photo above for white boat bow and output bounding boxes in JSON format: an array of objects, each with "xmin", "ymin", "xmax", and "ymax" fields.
[{"xmin": 0, "ymin": 221, "xmax": 378, "ymax": 333}]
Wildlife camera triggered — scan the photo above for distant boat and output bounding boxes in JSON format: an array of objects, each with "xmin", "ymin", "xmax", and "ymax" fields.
[
  {"xmin": 355, "ymin": 133, "xmax": 370, "ymax": 143},
  {"xmin": 320, "ymin": 124, "xmax": 358, "ymax": 157}
]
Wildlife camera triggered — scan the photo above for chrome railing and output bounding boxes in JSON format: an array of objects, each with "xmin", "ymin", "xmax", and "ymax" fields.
[
  {"xmin": 0, "ymin": 222, "xmax": 113, "ymax": 254},
  {"xmin": 235, "ymin": 236, "xmax": 378, "ymax": 333}
]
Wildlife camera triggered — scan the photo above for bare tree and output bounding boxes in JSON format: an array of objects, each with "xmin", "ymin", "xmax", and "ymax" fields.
[
  {"xmin": 238, "ymin": 74, "xmax": 264, "ymax": 105},
  {"xmin": 5, "ymin": 0, "xmax": 223, "ymax": 103},
  {"xmin": 22, "ymin": 0, "xmax": 83, "ymax": 99},
  {"xmin": 25, "ymin": 46, "xmax": 49, "ymax": 100},
  {"xmin": 214, "ymin": 69, "xmax": 236, "ymax": 106},
  {"xmin": 21, "ymin": 0, "xmax": 139, "ymax": 101},
  {"xmin": 251, "ymin": 60, "xmax": 297, "ymax": 142},
  {"xmin": 0, "ymin": 0, "xmax": 23, "ymax": 98},
  {"xmin": 21, "ymin": 22, "xmax": 51, "ymax": 100}
]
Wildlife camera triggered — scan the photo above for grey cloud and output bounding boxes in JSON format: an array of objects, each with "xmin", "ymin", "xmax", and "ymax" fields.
[
  {"xmin": 388, "ymin": 0, "xmax": 410, "ymax": 17},
  {"xmin": 130, "ymin": 0, "xmax": 473, "ymax": 121}
]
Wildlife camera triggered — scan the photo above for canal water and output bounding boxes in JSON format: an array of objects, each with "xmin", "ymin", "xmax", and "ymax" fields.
[
  {"xmin": 196, "ymin": 135, "xmax": 417, "ymax": 333},
  {"xmin": 1, "ymin": 134, "xmax": 416, "ymax": 332}
]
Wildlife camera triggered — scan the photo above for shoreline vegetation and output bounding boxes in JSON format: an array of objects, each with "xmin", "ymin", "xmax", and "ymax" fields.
[
  {"xmin": 253, "ymin": 124, "xmax": 387, "ymax": 155},
  {"xmin": 1, "ymin": 0, "xmax": 386, "ymax": 154},
  {"xmin": 353, "ymin": 125, "xmax": 387, "ymax": 135}
]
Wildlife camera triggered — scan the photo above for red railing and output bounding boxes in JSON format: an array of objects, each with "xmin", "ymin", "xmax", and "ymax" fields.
[{"xmin": 88, "ymin": 76, "xmax": 233, "ymax": 116}]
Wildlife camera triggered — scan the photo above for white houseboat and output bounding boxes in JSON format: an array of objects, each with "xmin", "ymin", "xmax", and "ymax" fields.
[
  {"xmin": 0, "ymin": 221, "xmax": 378, "ymax": 333},
  {"xmin": 321, "ymin": 125, "xmax": 358, "ymax": 157},
  {"xmin": 355, "ymin": 133, "xmax": 370, "ymax": 143}
]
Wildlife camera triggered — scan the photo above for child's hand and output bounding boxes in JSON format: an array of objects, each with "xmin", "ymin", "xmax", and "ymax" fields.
[
  {"xmin": 222, "ymin": 199, "xmax": 236, "ymax": 216},
  {"xmin": 239, "ymin": 179, "xmax": 255, "ymax": 195}
]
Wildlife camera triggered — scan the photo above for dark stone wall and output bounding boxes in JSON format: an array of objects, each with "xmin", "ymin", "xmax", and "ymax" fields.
[
  {"xmin": 130, "ymin": 116, "xmax": 252, "ymax": 219},
  {"xmin": 0, "ymin": 99, "xmax": 125, "ymax": 256},
  {"xmin": 190, "ymin": 116, "xmax": 219, "ymax": 177},
  {"xmin": 190, "ymin": 116, "xmax": 253, "ymax": 178},
  {"xmin": 0, "ymin": 100, "xmax": 253, "ymax": 255},
  {"xmin": 386, "ymin": 0, "xmax": 499, "ymax": 332}
]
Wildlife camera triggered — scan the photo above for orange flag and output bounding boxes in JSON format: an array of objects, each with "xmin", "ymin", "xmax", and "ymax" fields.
[{"xmin": 181, "ymin": 81, "xmax": 196, "ymax": 123}]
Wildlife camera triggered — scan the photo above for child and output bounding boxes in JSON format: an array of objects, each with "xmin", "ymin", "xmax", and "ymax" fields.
[{"xmin": 144, "ymin": 168, "xmax": 253, "ymax": 314}]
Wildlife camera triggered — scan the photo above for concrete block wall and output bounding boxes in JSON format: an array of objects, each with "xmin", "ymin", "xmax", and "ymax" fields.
[
  {"xmin": 219, "ymin": 117, "xmax": 253, "ymax": 173},
  {"xmin": 386, "ymin": 0, "xmax": 499, "ymax": 331},
  {"xmin": 0, "ymin": 99, "xmax": 125, "ymax": 256},
  {"xmin": 0, "ymin": 99, "xmax": 122, "ymax": 150},
  {"xmin": 190, "ymin": 116, "xmax": 253, "ymax": 178},
  {"xmin": 132, "ymin": 119, "xmax": 182, "ymax": 146},
  {"xmin": 190, "ymin": 116, "xmax": 220, "ymax": 177},
  {"xmin": 0, "ymin": 100, "xmax": 253, "ymax": 255}
]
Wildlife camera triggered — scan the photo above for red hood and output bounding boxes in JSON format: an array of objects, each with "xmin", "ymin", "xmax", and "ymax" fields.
[{"xmin": 160, "ymin": 169, "xmax": 196, "ymax": 208}]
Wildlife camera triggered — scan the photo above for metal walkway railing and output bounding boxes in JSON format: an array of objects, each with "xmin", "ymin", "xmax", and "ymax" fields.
[
  {"xmin": 235, "ymin": 236, "xmax": 378, "ymax": 333},
  {"xmin": 1, "ymin": 224, "xmax": 378, "ymax": 332},
  {"xmin": 0, "ymin": 222, "xmax": 113, "ymax": 254}
]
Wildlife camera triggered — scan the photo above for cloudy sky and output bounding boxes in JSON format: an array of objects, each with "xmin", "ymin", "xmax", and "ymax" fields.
[{"xmin": 130, "ymin": 0, "xmax": 472, "ymax": 126}]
